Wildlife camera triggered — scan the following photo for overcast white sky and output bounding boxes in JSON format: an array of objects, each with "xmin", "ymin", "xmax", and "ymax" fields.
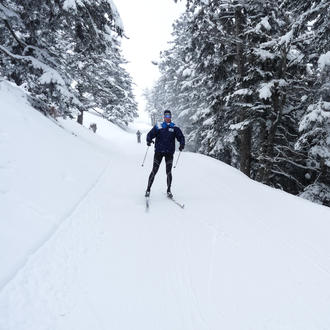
[{"xmin": 114, "ymin": 0, "xmax": 186, "ymax": 119}]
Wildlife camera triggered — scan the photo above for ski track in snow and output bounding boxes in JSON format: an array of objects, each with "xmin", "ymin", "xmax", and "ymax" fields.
[
  {"xmin": 0, "ymin": 159, "xmax": 111, "ymax": 295},
  {"xmin": 255, "ymin": 216, "xmax": 330, "ymax": 279},
  {"xmin": 182, "ymin": 230, "xmax": 211, "ymax": 330},
  {"xmin": 0, "ymin": 178, "xmax": 110, "ymax": 330}
]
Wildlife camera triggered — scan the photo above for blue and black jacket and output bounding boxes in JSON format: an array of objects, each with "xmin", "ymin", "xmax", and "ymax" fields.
[{"xmin": 146, "ymin": 122, "xmax": 185, "ymax": 154}]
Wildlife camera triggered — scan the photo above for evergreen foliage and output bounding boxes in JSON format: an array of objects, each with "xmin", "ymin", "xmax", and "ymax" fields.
[
  {"xmin": 0, "ymin": 0, "xmax": 137, "ymax": 124},
  {"xmin": 146, "ymin": 0, "xmax": 329, "ymax": 206}
]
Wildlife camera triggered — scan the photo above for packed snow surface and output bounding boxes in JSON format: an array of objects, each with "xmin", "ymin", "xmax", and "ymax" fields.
[{"xmin": 1, "ymin": 81, "xmax": 330, "ymax": 330}]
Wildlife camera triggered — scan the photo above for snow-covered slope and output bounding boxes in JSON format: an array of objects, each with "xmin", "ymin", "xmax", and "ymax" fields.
[
  {"xmin": 1, "ymin": 81, "xmax": 330, "ymax": 330},
  {"xmin": 0, "ymin": 81, "xmax": 109, "ymax": 287}
]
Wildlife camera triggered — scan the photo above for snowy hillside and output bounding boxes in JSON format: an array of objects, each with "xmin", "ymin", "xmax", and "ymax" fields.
[{"xmin": 1, "ymin": 81, "xmax": 330, "ymax": 330}]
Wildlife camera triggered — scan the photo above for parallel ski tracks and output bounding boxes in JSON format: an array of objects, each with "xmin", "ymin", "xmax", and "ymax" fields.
[{"xmin": 0, "ymin": 159, "xmax": 111, "ymax": 293}]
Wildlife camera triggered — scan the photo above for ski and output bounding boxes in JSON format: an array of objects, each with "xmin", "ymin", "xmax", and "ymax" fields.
[
  {"xmin": 145, "ymin": 191, "xmax": 151, "ymax": 211},
  {"xmin": 145, "ymin": 196, "xmax": 150, "ymax": 210},
  {"xmin": 145, "ymin": 193, "xmax": 184, "ymax": 210},
  {"xmin": 168, "ymin": 196, "xmax": 185, "ymax": 209}
]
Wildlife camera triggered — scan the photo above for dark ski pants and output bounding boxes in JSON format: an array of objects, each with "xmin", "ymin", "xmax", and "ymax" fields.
[{"xmin": 147, "ymin": 152, "xmax": 173, "ymax": 192}]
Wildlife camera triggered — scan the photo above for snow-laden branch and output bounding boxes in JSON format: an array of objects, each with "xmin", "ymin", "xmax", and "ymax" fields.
[
  {"xmin": 273, "ymin": 154, "xmax": 319, "ymax": 171},
  {"xmin": 271, "ymin": 168, "xmax": 304, "ymax": 188},
  {"xmin": 258, "ymin": 79, "xmax": 287, "ymax": 100},
  {"xmin": 0, "ymin": 45, "xmax": 65, "ymax": 85},
  {"xmin": 0, "ymin": 3, "xmax": 18, "ymax": 19},
  {"xmin": 0, "ymin": 44, "xmax": 82, "ymax": 106}
]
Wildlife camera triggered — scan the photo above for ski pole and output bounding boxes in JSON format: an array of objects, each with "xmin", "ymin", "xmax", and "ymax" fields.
[
  {"xmin": 141, "ymin": 146, "xmax": 150, "ymax": 167},
  {"xmin": 173, "ymin": 151, "xmax": 182, "ymax": 169}
]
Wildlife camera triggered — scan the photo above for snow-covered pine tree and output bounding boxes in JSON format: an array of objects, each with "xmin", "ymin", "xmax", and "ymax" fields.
[
  {"xmin": 165, "ymin": 0, "xmax": 295, "ymax": 179},
  {"xmin": 61, "ymin": 0, "xmax": 137, "ymax": 125},
  {"xmin": 0, "ymin": 0, "xmax": 79, "ymax": 116},
  {"xmin": 64, "ymin": 0, "xmax": 137, "ymax": 125},
  {"xmin": 185, "ymin": 0, "xmax": 241, "ymax": 162},
  {"xmin": 70, "ymin": 41, "xmax": 137, "ymax": 126},
  {"xmin": 233, "ymin": 0, "xmax": 310, "ymax": 194},
  {"xmin": 142, "ymin": 88, "xmax": 156, "ymax": 125},
  {"xmin": 162, "ymin": 0, "xmax": 328, "ymax": 204},
  {"xmin": 149, "ymin": 5, "xmax": 239, "ymax": 157},
  {"xmin": 0, "ymin": 0, "xmax": 137, "ymax": 125},
  {"xmin": 183, "ymin": 0, "xmax": 308, "ymax": 194},
  {"xmin": 283, "ymin": 0, "xmax": 330, "ymax": 205},
  {"xmin": 101, "ymin": 51, "xmax": 138, "ymax": 126},
  {"xmin": 142, "ymin": 12, "xmax": 203, "ymax": 147}
]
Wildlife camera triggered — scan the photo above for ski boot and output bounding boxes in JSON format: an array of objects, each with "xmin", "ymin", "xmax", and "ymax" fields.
[{"xmin": 167, "ymin": 190, "xmax": 173, "ymax": 198}]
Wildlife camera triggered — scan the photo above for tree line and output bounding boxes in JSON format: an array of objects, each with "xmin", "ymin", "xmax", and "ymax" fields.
[
  {"xmin": 144, "ymin": 0, "xmax": 329, "ymax": 206},
  {"xmin": 0, "ymin": 0, "xmax": 137, "ymax": 126}
]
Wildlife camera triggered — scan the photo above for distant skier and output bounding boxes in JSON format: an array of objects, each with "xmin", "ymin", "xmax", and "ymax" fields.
[
  {"xmin": 136, "ymin": 130, "xmax": 142, "ymax": 143},
  {"xmin": 145, "ymin": 110, "xmax": 185, "ymax": 198}
]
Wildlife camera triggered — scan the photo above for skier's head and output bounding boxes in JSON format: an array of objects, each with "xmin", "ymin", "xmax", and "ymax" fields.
[{"xmin": 164, "ymin": 110, "xmax": 172, "ymax": 123}]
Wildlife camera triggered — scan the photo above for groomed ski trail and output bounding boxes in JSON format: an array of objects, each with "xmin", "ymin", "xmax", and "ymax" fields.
[
  {"xmin": 0, "ymin": 149, "xmax": 198, "ymax": 330},
  {"xmin": 1, "ymin": 114, "xmax": 330, "ymax": 330}
]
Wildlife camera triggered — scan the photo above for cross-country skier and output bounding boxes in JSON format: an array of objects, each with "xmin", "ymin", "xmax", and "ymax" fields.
[
  {"xmin": 145, "ymin": 110, "xmax": 185, "ymax": 198},
  {"xmin": 136, "ymin": 130, "xmax": 142, "ymax": 143}
]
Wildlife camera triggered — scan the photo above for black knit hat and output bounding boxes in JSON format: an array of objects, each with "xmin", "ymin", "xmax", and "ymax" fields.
[{"xmin": 164, "ymin": 110, "xmax": 172, "ymax": 116}]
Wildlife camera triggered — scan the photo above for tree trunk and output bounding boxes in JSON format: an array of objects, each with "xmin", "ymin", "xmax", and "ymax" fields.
[
  {"xmin": 77, "ymin": 110, "xmax": 83, "ymax": 125},
  {"xmin": 235, "ymin": 6, "xmax": 244, "ymax": 80},
  {"xmin": 240, "ymin": 123, "xmax": 252, "ymax": 176},
  {"xmin": 235, "ymin": 5, "xmax": 251, "ymax": 177},
  {"xmin": 262, "ymin": 86, "xmax": 282, "ymax": 183},
  {"xmin": 256, "ymin": 120, "xmax": 267, "ymax": 181}
]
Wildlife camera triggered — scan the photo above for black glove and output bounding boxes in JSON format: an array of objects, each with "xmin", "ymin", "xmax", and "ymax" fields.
[
  {"xmin": 147, "ymin": 141, "xmax": 154, "ymax": 146},
  {"xmin": 179, "ymin": 145, "xmax": 184, "ymax": 151}
]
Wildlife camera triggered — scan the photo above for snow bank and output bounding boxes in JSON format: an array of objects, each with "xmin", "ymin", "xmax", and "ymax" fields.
[{"xmin": 0, "ymin": 81, "xmax": 108, "ymax": 289}]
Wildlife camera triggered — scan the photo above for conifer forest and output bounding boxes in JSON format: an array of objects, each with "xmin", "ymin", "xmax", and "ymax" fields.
[{"xmin": 145, "ymin": 0, "xmax": 330, "ymax": 206}]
